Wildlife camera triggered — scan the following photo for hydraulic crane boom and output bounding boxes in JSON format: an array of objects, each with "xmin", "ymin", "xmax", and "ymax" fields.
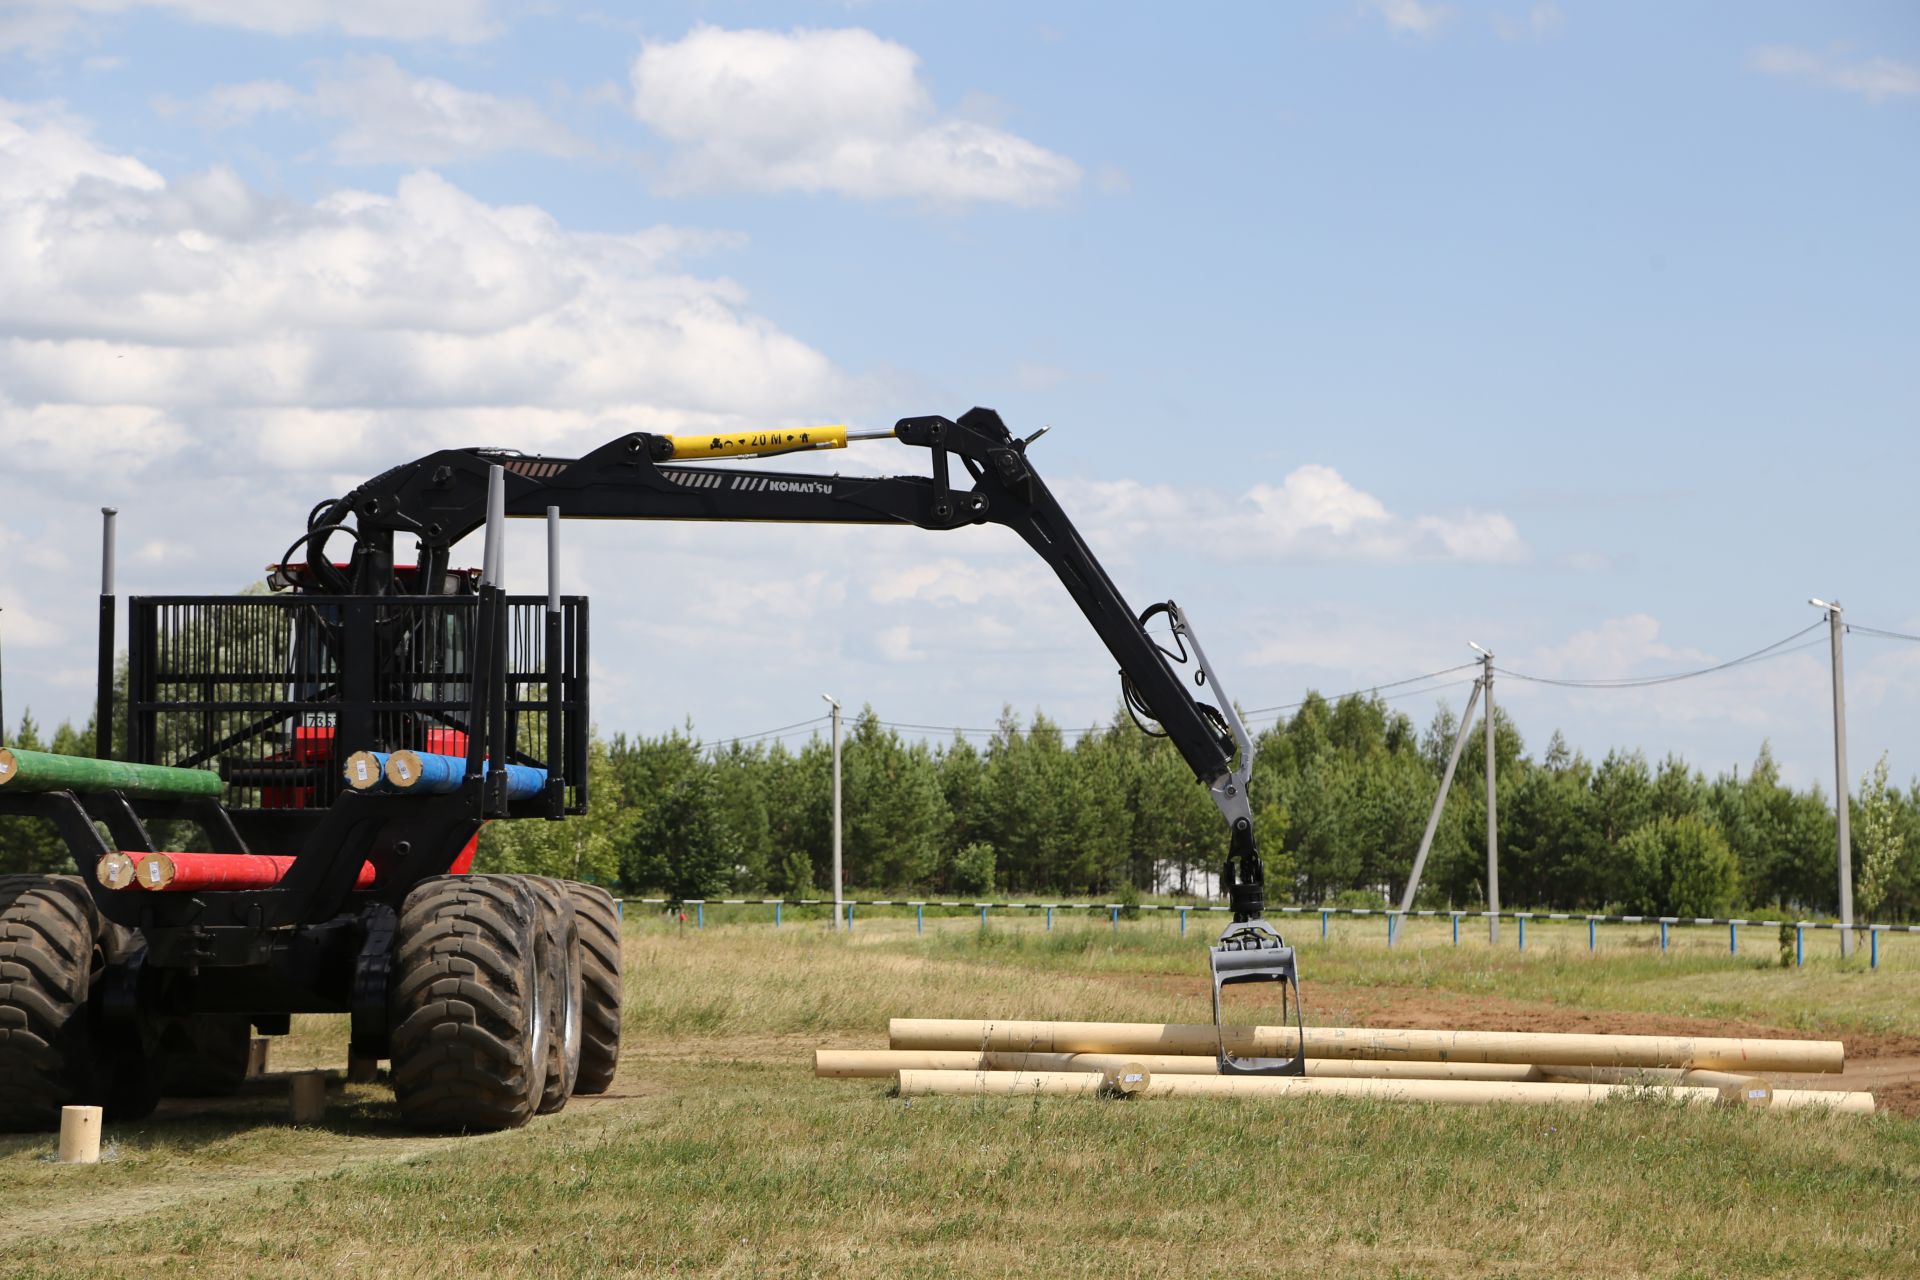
[{"xmin": 295, "ymin": 406, "xmax": 1304, "ymax": 1073}]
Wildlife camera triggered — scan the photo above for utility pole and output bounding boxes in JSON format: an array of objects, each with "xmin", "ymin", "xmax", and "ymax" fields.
[
  {"xmin": 1393, "ymin": 674, "xmax": 1484, "ymax": 941},
  {"xmin": 1810, "ymin": 599, "xmax": 1855, "ymax": 957},
  {"xmin": 821, "ymin": 693, "xmax": 842, "ymax": 930},
  {"xmin": 1472, "ymin": 643, "xmax": 1499, "ymax": 943}
]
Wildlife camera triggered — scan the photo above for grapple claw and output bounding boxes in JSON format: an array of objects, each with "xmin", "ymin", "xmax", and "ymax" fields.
[{"xmin": 1210, "ymin": 918, "xmax": 1306, "ymax": 1076}]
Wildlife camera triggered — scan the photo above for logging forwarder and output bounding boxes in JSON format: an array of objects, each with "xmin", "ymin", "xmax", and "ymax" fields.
[{"xmin": 0, "ymin": 406, "xmax": 1303, "ymax": 1138}]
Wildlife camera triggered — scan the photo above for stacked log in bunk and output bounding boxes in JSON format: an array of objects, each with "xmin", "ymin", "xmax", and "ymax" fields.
[{"xmin": 815, "ymin": 1018, "xmax": 1872, "ymax": 1114}]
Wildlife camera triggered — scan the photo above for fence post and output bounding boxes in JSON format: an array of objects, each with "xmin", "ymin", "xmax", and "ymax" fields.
[
  {"xmin": 1729, "ymin": 922, "xmax": 1736, "ymax": 956},
  {"xmin": 1660, "ymin": 920, "xmax": 1668, "ymax": 952},
  {"xmin": 916, "ymin": 904, "xmax": 924, "ymax": 934},
  {"xmin": 1110, "ymin": 906, "xmax": 1119, "ymax": 933},
  {"xmin": 1517, "ymin": 915, "xmax": 1525, "ymax": 952},
  {"xmin": 1321, "ymin": 910, "xmax": 1329, "ymax": 940},
  {"xmin": 1387, "ymin": 914, "xmax": 1396, "ymax": 947},
  {"xmin": 1870, "ymin": 928, "xmax": 1878, "ymax": 970},
  {"xmin": 1178, "ymin": 908, "xmax": 1186, "ymax": 937},
  {"xmin": 774, "ymin": 902, "xmax": 781, "ymax": 928},
  {"xmin": 696, "ymin": 902, "xmax": 704, "ymax": 929},
  {"xmin": 1045, "ymin": 906, "xmax": 1052, "ymax": 931},
  {"xmin": 980, "ymin": 905, "xmax": 988, "ymax": 928},
  {"xmin": 846, "ymin": 903, "xmax": 853, "ymax": 930},
  {"xmin": 1795, "ymin": 924, "xmax": 1803, "ymax": 967},
  {"xmin": 1588, "ymin": 918, "xmax": 1596, "ymax": 952},
  {"xmin": 1452, "ymin": 913, "xmax": 1460, "ymax": 946}
]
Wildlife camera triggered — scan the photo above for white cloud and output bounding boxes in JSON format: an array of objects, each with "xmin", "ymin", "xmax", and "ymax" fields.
[
  {"xmin": 200, "ymin": 57, "xmax": 585, "ymax": 165},
  {"xmin": 0, "ymin": 104, "xmax": 839, "ymax": 421},
  {"xmin": 197, "ymin": 80, "xmax": 301, "ymax": 128},
  {"xmin": 629, "ymin": 25, "xmax": 1082, "ymax": 206},
  {"xmin": 0, "ymin": 97, "xmax": 878, "ymax": 738},
  {"xmin": 1063, "ymin": 466, "xmax": 1526, "ymax": 565},
  {"xmin": 1365, "ymin": 0, "xmax": 1454, "ymax": 38},
  {"xmin": 1, "ymin": 0, "xmax": 497, "ymax": 53},
  {"xmin": 1493, "ymin": 3, "xmax": 1563, "ymax": 42},
  {"xmin": 1748, "ymin": 46, "xmax": 1920, "ymax": 103}
]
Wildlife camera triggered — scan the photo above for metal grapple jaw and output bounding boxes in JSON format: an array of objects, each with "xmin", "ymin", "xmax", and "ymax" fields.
[{"xmin": 1210, "ymin": 918, "xmax": 1306, "ymax": 1076}]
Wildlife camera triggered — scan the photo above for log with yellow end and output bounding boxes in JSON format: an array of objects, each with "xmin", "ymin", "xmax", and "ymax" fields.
[
  {"xmin": 894, "ymin": 1069, "xmax": 1874, "ymax": 1113},
  {"xmin": 887, "ymin": 1018, "xmax": 1846, "ymax": 1074}
]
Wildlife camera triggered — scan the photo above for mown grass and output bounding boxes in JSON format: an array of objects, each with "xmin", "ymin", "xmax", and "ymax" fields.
[{"xmin": 1, "ymin": 916, "xmax": 1915, "ymax": 1278}]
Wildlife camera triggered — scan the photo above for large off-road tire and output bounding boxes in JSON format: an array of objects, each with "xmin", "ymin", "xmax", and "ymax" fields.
[
  {"xmin": 153, "ymin": 1013, "xmax": 251, "ymax": 1098},
  {"xmin": 0, "ymin": 875, "xmax": 105, "ymax": 1132},
  {"xmin": 388, "ymin": 874, "xmax": 548, "ymax": 1132},
  {"xmin": 564, "ymin": 882, "xmax": 622, "ymax": 1094},
  {"xmin": 527, "ymin": 878, "xmax": 582, "ymax": 1115}
]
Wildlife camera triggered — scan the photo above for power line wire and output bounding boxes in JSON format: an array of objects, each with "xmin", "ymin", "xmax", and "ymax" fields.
[
  {"xmin": 1849, "ymin": 623, "xmax": 1920, "ymax": 644},
  {"xmin": 705, "ymin": 714, "xmax": 830, "ymax": 749},
  {"xmin": 1243, "ymin": 661, "xmax": 1482, "ymax": 716},
  {"xmin": 1494, "ymin": 621, "xmax": 1825, "ymax": 689}
]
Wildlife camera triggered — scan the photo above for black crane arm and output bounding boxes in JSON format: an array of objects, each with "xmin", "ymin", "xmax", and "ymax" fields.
[{"xmin": 303, "ymin": 406, "xmax": 1269, "ymax": 924}]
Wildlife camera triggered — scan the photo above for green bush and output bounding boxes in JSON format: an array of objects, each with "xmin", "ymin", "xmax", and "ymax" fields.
[
  {"xmin": 949, "ymin": 841, "xmax": 996, "ymax": 895},
  {"xmin": 1616, "ymin": 814, "xmax": 1740, "ymax": 917}
]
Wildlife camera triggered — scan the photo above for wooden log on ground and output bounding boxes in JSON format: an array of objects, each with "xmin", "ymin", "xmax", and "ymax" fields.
[
  {"xmin": 0, "ymin": 747, "xmax": 223, "ymax": 799},
  {"xmin": 129, "ymin": 852, "xmax": 377, "ymax": 892},
  {"xmin": 897, "ymin": 1069, "xmax": 1732, "ymax": 1108},
  {"xmin": 1543, "ymin": 1064, "xmax": 1774, "ymax": 1106},
  {"xmin": 1768, "ymin": 1089, "xmax": 1874, "ymax": 1114},
  {"xmin": 815, "ymin": 1048, "xmax": 1540, "ymax": 1082},
  {"xmin": 58, "ymin": 1105, "xmax": 102, "ymax": 1164},
  {"xmin": 888, "ymin": 1018, "xmax": 1845, "ymax": 1074},
  {"xmin": 289, "ymin": 1071, "xmax": 328, "ymax": 1124}
]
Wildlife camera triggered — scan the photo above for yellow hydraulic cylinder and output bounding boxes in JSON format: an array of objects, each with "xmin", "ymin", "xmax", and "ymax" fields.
[{"xmin": 659, "ymin": 425, "xmax": 849, "ymax": 460}]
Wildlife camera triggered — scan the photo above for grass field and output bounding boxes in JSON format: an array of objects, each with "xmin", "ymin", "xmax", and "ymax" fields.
[{"xmin": 2, "ymin": 912, "xmax": 1916, "ymax": 1278}]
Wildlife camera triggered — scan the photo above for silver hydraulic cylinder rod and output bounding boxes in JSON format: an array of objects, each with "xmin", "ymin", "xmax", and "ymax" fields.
[
  {"xmin": 546, "ymin": 506, "xmax": 561, "ymax": 613},
  {"xmin": 481, "ymin": 463, "xmax": 506, "ymax": 587}
]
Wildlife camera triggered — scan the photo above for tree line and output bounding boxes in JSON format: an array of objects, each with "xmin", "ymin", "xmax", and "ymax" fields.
[{"xmin": 2, "ymin": 694, "xmax": 1915, "ymax": 922}]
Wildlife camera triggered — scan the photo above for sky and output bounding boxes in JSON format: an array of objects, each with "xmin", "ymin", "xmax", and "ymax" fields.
[{"xmin": 0, "ymin": 0, "xmax": 1915, "ymax": 790}]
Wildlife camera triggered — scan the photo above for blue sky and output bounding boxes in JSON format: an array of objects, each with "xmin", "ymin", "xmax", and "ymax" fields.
[{"xmin": 0, "ymin": 0, "xmax": 1915, "ymax": 788}]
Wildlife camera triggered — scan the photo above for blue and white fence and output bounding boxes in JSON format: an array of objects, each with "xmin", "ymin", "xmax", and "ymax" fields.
[{"xmin": 621, "ymin": 897, "xmax": 1915, "ymax": 969}]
